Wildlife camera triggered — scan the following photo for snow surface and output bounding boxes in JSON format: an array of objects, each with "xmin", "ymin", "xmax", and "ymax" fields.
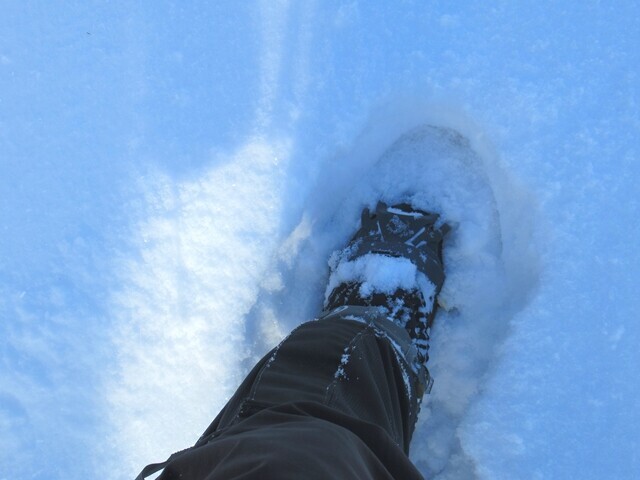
[{"xmin": 1, "ymin": 1, "xmax": 639, "ymax": 479}]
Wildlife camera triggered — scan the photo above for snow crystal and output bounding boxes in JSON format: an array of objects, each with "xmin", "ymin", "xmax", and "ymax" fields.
[{"xmin": 334, "ymin": 349, "xmax": 351, "ymax": 380}]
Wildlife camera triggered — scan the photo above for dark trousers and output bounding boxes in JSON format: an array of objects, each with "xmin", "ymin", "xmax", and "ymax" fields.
[{"xmin": 138, "ymin": 308, "xmax": 427, "ymax": 479}]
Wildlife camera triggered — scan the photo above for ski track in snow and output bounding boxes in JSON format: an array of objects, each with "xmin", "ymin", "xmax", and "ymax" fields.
[{"xmin": 104, "ymin": 1, "xmax": 299, "ymax": 476}]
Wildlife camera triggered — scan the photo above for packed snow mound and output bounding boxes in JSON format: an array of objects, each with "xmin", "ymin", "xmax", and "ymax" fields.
[
  {"xmin": 246, "ymin": 123, "xmax": 541, "ymax": 478},
  {"xmin": 105, "ymin": 139, "xmax": 292, "ymax": 476}
]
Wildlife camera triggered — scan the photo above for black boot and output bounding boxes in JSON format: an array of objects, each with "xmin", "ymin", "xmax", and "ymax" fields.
[{"xmin": 324, "ymin": 202, "xmax": 448, "ymax": 365}]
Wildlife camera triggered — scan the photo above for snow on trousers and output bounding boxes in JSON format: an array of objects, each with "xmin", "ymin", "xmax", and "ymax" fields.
[{"xmin": 137, "ymin": 309, "xmax": 428, "ymax": 480}]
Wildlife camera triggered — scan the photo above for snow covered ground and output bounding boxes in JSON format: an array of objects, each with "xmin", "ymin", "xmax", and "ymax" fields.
[{"xmin": 1, "ymin": 1, "xmax": 639, "ymax": 479}]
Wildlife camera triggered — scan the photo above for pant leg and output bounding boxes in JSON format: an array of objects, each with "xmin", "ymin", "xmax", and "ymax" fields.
[
  {"xmin": 201, "ymin": 308, "xmax": 426, "ymax": 452},
  {"xmin": 139, "ymin": 309, "xmax": 428, "ymax": 479}
]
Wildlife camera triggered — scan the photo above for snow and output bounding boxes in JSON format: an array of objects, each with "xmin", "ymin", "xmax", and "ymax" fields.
[
  {"xmin": 334, "ymin": 348, "xmax": 351, "ymax": 380},
  {"xmin": 325, "ymin": 252, "xmax": 434, "ymax": 300},
  {"xmin": 1, "ymin": 1, "xmax": 639, "ymax": 479}
]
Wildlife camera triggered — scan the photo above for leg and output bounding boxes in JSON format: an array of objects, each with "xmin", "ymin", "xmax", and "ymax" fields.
[{"xmin": 137, "ymin": 203, "xmax": 447, "ymax": 480}]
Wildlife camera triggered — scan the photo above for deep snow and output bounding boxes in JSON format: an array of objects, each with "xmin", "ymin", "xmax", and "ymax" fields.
[{"xmin": 1, "ymin": 1, "xmax": 639, "ymax": 479}]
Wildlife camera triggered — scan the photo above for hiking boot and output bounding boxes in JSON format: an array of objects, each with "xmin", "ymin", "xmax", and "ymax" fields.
[{"xmin": 324, "ymin": 202, "xmax": 448, "ymax": 364}]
